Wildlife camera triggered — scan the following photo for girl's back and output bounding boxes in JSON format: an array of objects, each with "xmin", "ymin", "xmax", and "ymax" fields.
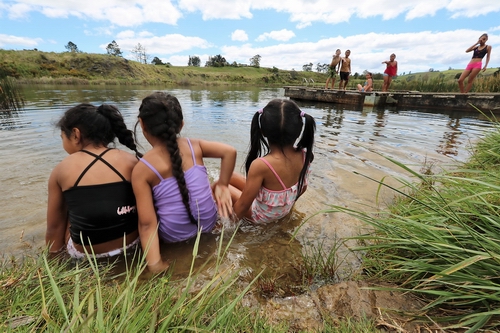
[{"xmin": 258, "ymin": 147, "xmax": 305, "ymax": 191}]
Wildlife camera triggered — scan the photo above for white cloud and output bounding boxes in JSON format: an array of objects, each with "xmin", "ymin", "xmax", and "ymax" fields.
[
  {"xmin": 0, "ymin": 34, "xmax": 42, "ymax": 48},
  {"xmin": 4, "ymin": 0, "xmax": 500, "ymax": 27},
  {"xmin": 222, "ymin": 29, "xmax": 500, "ymax": 73},
  {"xmin": 106, "ymin": 33, "xmax": 212, "ymax": 55},
  {"xmin": 178, "ymin": 0, "xmax": 253, "ymax": 20},
  {"xmin": 5, "ymin": 0, "xmax": 182, "ymax": 26},
  {"xmin": 231, "ymin": 29, "xmax": 248, "ymax": 42},
  {"xmin": 256, "ymin": 29, "xmax": 295, "ymax": 42}
]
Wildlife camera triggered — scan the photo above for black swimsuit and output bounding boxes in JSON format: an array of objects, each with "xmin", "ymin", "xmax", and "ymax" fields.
[
  {"xmin": 472, "ymin": 46, "xmax": 488, "ymax": 59},
  {"xmin": 63, "ymin": 149, "xmax": 138, "ymax": 246}
]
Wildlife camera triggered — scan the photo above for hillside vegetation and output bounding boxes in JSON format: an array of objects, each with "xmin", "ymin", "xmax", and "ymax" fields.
[{"xmin": 0, "ymin": 49, "xmax": 325, "ymax": 86}]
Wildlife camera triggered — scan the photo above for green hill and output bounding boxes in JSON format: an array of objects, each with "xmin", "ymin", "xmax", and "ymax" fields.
[{"xmin": 0, "ymin": 49, "xmax": 325, "ymax": 86}]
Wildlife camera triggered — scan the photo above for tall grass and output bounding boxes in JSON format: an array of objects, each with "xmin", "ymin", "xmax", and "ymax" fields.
[
  {"xmin": 0, "ymin": 77, "xmax": 25, "ymax": 111},
  {"xmin": 1, "ymin": 229, "xmax": 273, "ymax": 332},
  {"xmin": 319, "ymin": 125, "xmax": 500, "ymax": 331}
]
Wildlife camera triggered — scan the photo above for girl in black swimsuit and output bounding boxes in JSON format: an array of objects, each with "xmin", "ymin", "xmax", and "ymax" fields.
[{"xmin": 458, "ymin": 33, "xmax": 492, "ymax": 93}]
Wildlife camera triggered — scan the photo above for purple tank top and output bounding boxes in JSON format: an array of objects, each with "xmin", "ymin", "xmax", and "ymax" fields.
[{"xmin": 139, "ymin": 138, "xmax": 217, "ymax": 243}]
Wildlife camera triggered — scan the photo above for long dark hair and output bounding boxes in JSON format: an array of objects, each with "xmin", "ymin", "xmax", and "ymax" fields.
[
  {"xmin": 136, "ymin": 92, "xmax": 197, "ymax": 224},
  {"xmin": 245, "ymin": 99, "xmax": 315, "ymax": 198},
  {"xmin": 57, "ymin": 103, "xmax": 141, "ymax": 157}
]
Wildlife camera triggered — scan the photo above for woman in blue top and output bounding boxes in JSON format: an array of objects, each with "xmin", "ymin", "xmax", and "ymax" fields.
[{"xmin": 132, "ymin": 92, "xmax": 236, "ymax": 273}]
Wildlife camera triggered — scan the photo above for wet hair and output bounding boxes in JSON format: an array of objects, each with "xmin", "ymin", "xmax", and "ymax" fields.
[
  {"xmin": 480, "ymin": 33, "xmax": 488, "ymax": 39},
  {"xmin": 245, "ymin": 98, "xmax": 315, "ymax": 199},
  {"xmin": 390, "ymin": 53, "xmax": 396, "ymax": 57},
  {"xmin": 136, "ymin": 92, "xmax": 197, "ymax": 224},
  {"xmin": 367, "ymin": 72, "xmax": 372, "ymax": 77},
  {"xmin": 57, "ymin": 103, "xmax": 141, "ymax": 157}
]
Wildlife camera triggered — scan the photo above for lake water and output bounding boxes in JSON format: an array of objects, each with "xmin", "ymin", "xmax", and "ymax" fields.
[{"xmin": 0, "ymin": 85, "xmax": 495, "ymax": 286}]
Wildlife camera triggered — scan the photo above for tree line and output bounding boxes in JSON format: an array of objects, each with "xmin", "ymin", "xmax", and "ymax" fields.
[{"xmin": 65, "ymin": 41, "xmax": 262, "ymax": 68}]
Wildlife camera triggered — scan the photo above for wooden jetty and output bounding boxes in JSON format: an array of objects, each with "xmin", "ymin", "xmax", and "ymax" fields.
[{"xmin": 283, "ymin": 86, "xmax": 500, "ymax": 112}]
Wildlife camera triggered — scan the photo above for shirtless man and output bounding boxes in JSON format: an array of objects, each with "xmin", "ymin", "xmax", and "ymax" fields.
[
  {"xmin": 338, "ymin": 50, "xmax": 351, "ymax": 90},
  {"xmin": 325, "ymin": 49, "xmax": 342, "ymax": 89}
]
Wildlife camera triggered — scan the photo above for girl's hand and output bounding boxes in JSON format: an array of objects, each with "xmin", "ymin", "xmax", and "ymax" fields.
[
  {"xmin": 147, "ymin": 259, "xmax": 170, "ymax": 274},
  {"xmin": 214, "ymin": 184, "xmax": 233, "ymax": 219}
]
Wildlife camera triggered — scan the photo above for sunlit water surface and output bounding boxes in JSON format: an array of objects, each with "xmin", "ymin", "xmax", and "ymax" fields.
[{"xmin": 0, "ymin": 85, "xmax": 495, "ymax": 287}]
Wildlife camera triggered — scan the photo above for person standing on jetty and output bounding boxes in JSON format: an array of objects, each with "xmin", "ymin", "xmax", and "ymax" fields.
[
  {"xmin": 132, "ymin": 92, "xmax": 236, "ymax": 273},
  {"xmin": 46, "ymin": 104, "xmax": 142, "ymax": 259},
  {"xmin": 338, "ymin": 50, "xmax": 351, "ymax": 90},
  {"xmin": 325, "ymin": 49, "xmax": 342, "ymax": 89},
  {"xmin": 458, "ymin": 33, "xmax": 492, "ymax": 93},
  {"xmin": 382, "ymin": 53, "xmax": 398, "ymax": 92}
]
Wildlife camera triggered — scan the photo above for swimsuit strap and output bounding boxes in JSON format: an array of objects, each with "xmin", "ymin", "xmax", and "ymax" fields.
[
  {"xmin": 139, "ymin": 158, "xmax": 164, "ymax": 181},
  {"xmin": 259, "ymin": 158, "xmax": 287, "ymax": 190},
  {"xmin": 186, "ymin": 138, "xmax": 197, "ymax": 166},
  {"xmin": 139, "ymin": 138, "xmax": 197, "ymax": 181},
  {"xmin": 74, "ymin": 148, "xmax": 126, "ymax": 187}
]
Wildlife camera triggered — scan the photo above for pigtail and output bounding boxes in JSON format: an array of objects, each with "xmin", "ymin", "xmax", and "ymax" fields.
[
  {"xmin": 296, "ymin": 113, "xmax": 316, "ymax": 199},
  {"xmin": 245, "ymin": 111, "xmax": 268, "ymax": 174},
  {"xmin": 98, "ymin": 104, "xmax": 143, "ymax": 158}
]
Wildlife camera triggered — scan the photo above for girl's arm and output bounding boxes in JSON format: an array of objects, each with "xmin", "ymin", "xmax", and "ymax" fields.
[
  {"xmin": 46, "ymin": 165, "xmax": 68, "ymax": 254},
  {"xmin": 233, "ymin": 160, "xmax": 266, "ymax": 219},
  {"xmin": 466, "ymin": 40, "xmax": 480, "ymax": 53},
  {"xmin": 198, "ymin": 140, "xmax": 237, "ymax": 218},
  {"xmin": 131, "ymin": 163, "xmax": 163, "ymax": 272},
  {"xmin": 483, "ymin": 46, "xmax": 492, "ymax": 71}
]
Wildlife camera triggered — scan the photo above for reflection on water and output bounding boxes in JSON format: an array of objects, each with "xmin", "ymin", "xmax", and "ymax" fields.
[{"xmin": 0, "ymin": 85, "xmax": 496, "ymax": 288}]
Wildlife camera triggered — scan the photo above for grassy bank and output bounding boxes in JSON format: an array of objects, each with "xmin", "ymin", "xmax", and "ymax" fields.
[
  {"xmin": 322, "ymin": 117, "xmax": 500, "ymax": 331},
  {"xmin": 0, "ymin": 49, "xmax": 325, "ymax": 87}
]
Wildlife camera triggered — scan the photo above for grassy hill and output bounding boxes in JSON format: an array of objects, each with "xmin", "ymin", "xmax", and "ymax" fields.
[{"xmin": 0, "ymin": 49, "xmax": 325, "ymax": 86}]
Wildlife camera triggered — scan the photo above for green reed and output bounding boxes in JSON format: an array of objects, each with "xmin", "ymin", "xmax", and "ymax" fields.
[
  {"xmin": 318, "ymin": 123, "xmax": 500, "ymax": 331},
  {"xmin": 0, "ymin": 77, "xmax": 25, "ymax": 111}
]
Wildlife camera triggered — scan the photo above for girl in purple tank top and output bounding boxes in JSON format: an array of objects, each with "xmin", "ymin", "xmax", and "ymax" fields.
[
  {"xmin": 132, "ymin": 92, "xmax": 236, "ymax": 273},
  {"xmin": 224, "ymin": 99, "xmax": 316, "ymax": 224}
]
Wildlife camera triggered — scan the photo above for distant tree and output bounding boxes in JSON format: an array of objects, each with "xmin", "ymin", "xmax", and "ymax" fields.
[
  {"xmin": 316, "ymin": 63, "xmax": 328, "ymax": 73},
  {"xmin": 429, "ymin": 68, "xmax": 434, "ymax": 72},
  {"xmin": 131, "ymin": 43, "xmax": 149, "ymax": 64},
  {"xmin": 188, "ymin": 55, "xmax": 201, "ymax": 67},
  {"xmin": 106, "ymin": 40, "xmax": 122, "ymax": 57},
  {"xmin": 271, "ymin": 66, "xmax": 279, "ymax": 75},
  {"xmin": 152, "ymin": 57, "xmax": 164, "ymax": 65},
  {"xmin": 290, "ymin": 69, "xmax": 298, "ymax": 80},
  {"xmin": 249, "ymin": 54, "xmax": 261, "ymax": 68},
  {"xmin": 448, "ymin": 66, "xmax": 453, "ymax": 70},
  {"xmin": 205, "ymin": 54, "xmax": 227, "ymax": 67},
  {"xmin": 65, "ymin": 41, "xmax": 80, "ymax": 53},
  {"xmin": 302, "ymin": 63, "xmax": 313, "ymax": 72},
  {"xmin": 231, "ymin": 61, "xmax": 238, "ymax": 67}
]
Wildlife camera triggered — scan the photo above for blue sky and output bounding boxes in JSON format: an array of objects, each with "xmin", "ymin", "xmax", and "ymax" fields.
[{"xmin": 0, "ymin": 0, "xmax": 499, "ymax": 75}]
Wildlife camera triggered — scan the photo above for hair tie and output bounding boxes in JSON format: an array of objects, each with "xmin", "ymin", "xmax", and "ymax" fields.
[
  {"xmin": 258, "ymin": 109, "xmax": 263, "ymax": 129},
  {"xmin": 293, "ymin": 111, "xmax": 307, "ymax": 149}
]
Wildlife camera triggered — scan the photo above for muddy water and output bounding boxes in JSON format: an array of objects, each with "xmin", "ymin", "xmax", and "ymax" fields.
[{"xmin": 0, "ymin": 85, "xmax": 495, "ymax": 288}]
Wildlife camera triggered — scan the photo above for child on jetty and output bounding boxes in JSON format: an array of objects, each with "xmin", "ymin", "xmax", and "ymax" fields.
[
  {"xmin": 382, "ymin": 53, "xmax": 398, "ymax": 92},
  {"xmin": 325, "ymin": 49, "xmax": 342, "ymax": 89},
  {"xmin": 46, "ymin": 104, "xmax": 141, "ymax": 259},
  {"xmin": 458, "ymin": 33, "xmax": 492, "ymax": 93},
  {"xmin": 227, "ymin": 99, "xmax": 316, "ymax": 224},
  {"xmin": 132, "ymin": 92, "xmax": 236, "ymax": 273},
  {"xmin": 357, "ymin": 72, "xmax": 373, "ymax": 92}
]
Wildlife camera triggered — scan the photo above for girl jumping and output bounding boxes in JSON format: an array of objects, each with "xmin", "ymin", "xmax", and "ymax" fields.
[
  {"xmin": 382, "ymin": 53, "xmax": 397, "ymax": 92},
  {"xmin": 458, "ymin": 33, "xmax": 492, "ymax": 93}
]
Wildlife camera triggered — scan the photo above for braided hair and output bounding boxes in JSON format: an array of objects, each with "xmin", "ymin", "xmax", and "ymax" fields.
[
  {"xmin": 57, "ymin": 103, "xmax": 142, "ymax": 158},
  {"xmin": 136, "ymin": 92, "xmax": 197, "ymax": 224}
]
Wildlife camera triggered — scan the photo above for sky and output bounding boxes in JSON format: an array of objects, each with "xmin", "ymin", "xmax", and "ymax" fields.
[{"xmin": 0, "ymin": 0, "xmax": 499, "ymax": 75}]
